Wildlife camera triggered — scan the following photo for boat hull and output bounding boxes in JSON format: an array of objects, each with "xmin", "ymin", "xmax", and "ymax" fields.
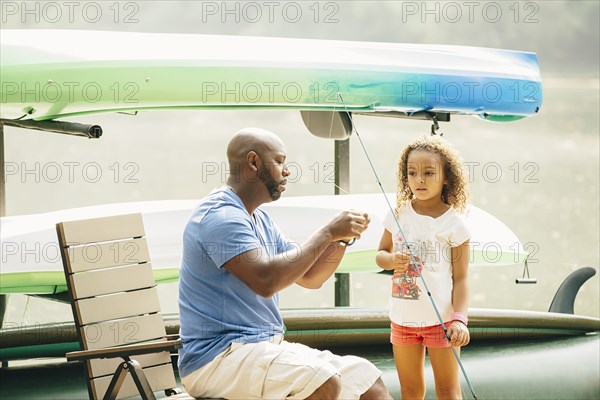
[
  {"xmin": 0, "ymin": 308, "xmax": 598, "ymax": 399},
  {"xmin": 0, "ymin": 195, "xmax": 527, "ymax": 295},
  {"xmin": 1, "ymin": 308, "xmax": 598, "ymax": 358}
]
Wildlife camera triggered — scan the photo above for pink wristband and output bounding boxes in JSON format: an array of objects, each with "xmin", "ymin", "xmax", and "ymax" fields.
[{"xmin": 450, "ymin": 312, "xmax": 468, "ymax": 326}]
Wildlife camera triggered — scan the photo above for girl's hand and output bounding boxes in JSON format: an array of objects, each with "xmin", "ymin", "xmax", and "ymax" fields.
[
  {"xmin": 392, "ymin": 252, "xmax": 416, "ymax": 273},
  {"xmin": 448, "ymin": 321, "xmax": 470, "ymax": 347}
]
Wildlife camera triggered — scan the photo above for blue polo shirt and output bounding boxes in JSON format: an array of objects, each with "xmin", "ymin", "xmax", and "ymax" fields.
[{"xmin": 178, "ymin": 187, "xmax": 295, "ymax": 377}]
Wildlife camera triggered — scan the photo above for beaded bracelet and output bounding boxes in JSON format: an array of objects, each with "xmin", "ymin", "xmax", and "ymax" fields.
[{"xmin": 450, "ymin": 312, "xmax": 468, "ymax": 326}]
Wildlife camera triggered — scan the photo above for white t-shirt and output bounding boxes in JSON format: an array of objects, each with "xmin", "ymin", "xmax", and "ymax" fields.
[{"xmin": 383, "ymin": 202, "xmax": 471, "ymax": 327}]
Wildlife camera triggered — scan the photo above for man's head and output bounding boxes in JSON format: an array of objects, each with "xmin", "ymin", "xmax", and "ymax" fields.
[{"xmin": 226, "ymin": 128, "xmax": 289, "ymax": 202}]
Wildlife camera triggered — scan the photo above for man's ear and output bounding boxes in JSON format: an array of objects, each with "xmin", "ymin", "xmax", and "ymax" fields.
[{"xmin": 247, "ymin": 151, "xmax": 259, "ymax": 170}]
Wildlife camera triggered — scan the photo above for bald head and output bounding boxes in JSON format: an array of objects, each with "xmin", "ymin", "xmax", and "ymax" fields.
[
  {"xmin": 225, "ymin": 128, "xmax": 288, "ymax": 204},
  {"xmin": 226, "ymin": 127, "xmax": 284, "ymax": 166}
]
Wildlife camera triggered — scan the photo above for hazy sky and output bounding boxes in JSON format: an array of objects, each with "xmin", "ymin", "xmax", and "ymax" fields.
[{"xmin": 1, "ymin": 1, "xmax": 598, "ymax": 76}]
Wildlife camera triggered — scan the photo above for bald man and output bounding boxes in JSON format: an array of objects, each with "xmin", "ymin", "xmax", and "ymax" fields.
[{"xmin": 178, "ymin": 128, "xmax": 391, "ymax": 399}]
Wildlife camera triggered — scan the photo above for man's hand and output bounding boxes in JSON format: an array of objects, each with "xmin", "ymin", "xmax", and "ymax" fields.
[{"xmin": 327, "ymin": 210, "xmax": 371, "ymax": 243}]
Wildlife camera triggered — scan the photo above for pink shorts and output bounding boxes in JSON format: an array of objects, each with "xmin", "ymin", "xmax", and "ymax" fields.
[{"xmin": 390, "ymin": 321, "xmax": 452, "ymax": 348}]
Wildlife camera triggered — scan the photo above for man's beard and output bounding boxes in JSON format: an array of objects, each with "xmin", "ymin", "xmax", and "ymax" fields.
[{"xmin": 258, "ymin": 164, "xmax": 282, "ymax": 201}]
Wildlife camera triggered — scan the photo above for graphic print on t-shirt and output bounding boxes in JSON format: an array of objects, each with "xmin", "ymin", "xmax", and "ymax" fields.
[{"xmin": 391, "ymin": 227, "xmax": 424, "ymax": 300}]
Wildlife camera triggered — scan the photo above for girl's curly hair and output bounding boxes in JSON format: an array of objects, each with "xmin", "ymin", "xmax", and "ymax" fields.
[{"xmin": 396, "ymin": 135, "xmax": 469, "ymax": 212}]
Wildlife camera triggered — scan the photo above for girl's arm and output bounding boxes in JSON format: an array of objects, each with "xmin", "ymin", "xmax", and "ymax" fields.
[
  {"xmin": 451, "ymin": 240, "xmax": 470, "ymax": 314},
  {"xmin": 375, "ymin": 229, "xmax": 411, "ymax": 272},
  {"xmin": 448, "ymin": 240, "xmax": 470, "ymax": 346}
]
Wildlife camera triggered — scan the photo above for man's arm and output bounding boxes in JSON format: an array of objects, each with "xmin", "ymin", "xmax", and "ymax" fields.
[
  {"xmin": 223, "ymin": 211, "xmax": 368, "ymax": 297},
  {"xmin": 295, "ymin": 241, "xmax": 346, "ymax": 289},
  {"xmin": 295, "ymin": 212, "xmax": 372, "ymax": 289}
]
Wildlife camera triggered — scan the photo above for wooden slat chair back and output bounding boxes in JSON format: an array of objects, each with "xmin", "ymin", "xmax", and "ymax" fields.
[{"xmin": 57, "ymin": 213, "xmax": 183, "ymax": 400}]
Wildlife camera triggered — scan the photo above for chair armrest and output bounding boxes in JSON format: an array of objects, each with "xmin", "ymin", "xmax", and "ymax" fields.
[{"xmin": 66, "ymin": 336, "xmax": 181, "ymax": 362}]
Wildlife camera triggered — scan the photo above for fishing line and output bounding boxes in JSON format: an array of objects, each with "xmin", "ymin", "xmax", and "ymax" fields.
[
  {"xmin": 335, "ymin": 93, "xmax": 478, "ymax": 400},
  {"xmin": 332, "ymin": 183, "xmax": 351, "ymax": 195}
]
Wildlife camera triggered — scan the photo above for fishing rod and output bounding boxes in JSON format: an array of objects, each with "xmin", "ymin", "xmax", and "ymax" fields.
[{"xmin": 335, "ymin": 93, "xmax": 478, "ymax": 400}]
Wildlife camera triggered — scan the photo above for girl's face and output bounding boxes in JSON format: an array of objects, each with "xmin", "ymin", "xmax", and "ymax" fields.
[{"xmin": 406, "ymin": 150, "xmax": 447, "ymax": 202}]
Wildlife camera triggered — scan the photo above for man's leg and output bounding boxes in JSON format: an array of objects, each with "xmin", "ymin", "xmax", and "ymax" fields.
[
  {"xmin": 359, "ymin": 377, "xmax": 393, "ymax": 400},
  {"xmin": 275, "ymin": 342, "xmax": 387, "ymax": 400},
  {"xmin": 305, "ymin": 375, "xmax": 342, "ymax": 399}
]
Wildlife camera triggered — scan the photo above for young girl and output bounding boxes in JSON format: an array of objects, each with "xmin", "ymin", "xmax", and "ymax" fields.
[{"xmin": 375, "ymin": 135, "xmax": 471, "ymax": 400}]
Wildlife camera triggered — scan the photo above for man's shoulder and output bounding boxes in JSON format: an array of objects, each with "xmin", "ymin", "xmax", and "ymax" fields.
[
  {"xmin": 254, "ymin": 206, "xmax": 274, "ymax": 223},
  {"xmin": 188, "ymin": 189, "xmax": 247, "ymax": 227},
  {"xmin": 195, "ymin": 189, "xmax": 241, "ymax": 213}
]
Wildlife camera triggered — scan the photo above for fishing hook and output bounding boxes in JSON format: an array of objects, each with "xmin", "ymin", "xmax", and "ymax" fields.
[{"xmin": 335, "ymin": 93, "xmax": 478, "ymax": 400}]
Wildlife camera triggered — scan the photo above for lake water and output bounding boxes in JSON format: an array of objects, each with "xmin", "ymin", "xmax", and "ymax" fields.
[{"xmin": 2, "ymin": 80, "xmax": 599, "ymax": 327}]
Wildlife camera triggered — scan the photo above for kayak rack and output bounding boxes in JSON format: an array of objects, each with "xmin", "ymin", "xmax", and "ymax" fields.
[{"xmin": 0, "ymin": 118, "xmax": 102, "ymax": 139}]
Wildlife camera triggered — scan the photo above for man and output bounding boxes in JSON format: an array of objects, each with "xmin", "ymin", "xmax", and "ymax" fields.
[{"xmin": 178, "ymin": 127, "xmax": 392, "ymax": 399}]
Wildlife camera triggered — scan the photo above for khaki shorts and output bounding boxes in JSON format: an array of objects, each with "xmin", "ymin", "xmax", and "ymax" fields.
[{"xmin": 181, "ymin": 335, "xmax": 382, "ymax": 399}]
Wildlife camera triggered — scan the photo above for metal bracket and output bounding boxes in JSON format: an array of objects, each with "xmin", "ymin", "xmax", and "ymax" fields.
[
  {"xmin": 104, "ymin": 357, "xmax": 157, "ymax": 400},
  {"xmin": 516, "ymin": 256, "xmax": 537, "ymax": 284},
  {"xmin": 1, "ymin": 119, "xmax": 102, "ymax": 138},
  {"xmin": 426, "ymin": 112, "xmax": 443, "ymax": 136}
]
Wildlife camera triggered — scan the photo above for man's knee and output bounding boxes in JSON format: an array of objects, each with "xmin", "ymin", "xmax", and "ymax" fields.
[
  {"xmin": 361, "ymin": 377, "xmax": 392, "ymax": 400},
  {"xmin": 306, "ymin": 374, "xmax": 342, "ymax": 399}
]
